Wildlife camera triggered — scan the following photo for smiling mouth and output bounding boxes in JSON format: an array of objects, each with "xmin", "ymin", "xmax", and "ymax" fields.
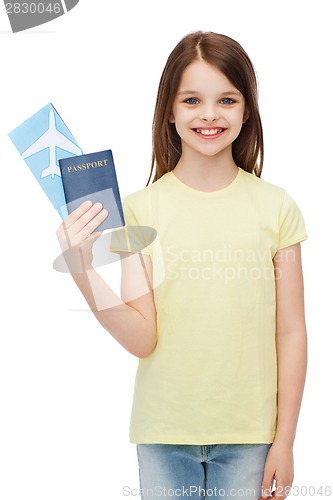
[{"xmin": 193, "ymin": 128, "xmax": 226, "ymax": 137}]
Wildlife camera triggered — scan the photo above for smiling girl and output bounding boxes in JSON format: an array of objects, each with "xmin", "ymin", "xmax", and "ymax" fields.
[{"xmin": 57, "ymin": 32, "xmax": 308, "ymax": 500}]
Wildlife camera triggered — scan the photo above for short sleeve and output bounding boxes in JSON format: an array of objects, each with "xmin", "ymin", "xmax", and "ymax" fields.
[
  {"xmin": 122, "ymin": 195, "xmax": 140, "ymax": 226},
  {"xmin": 277, "ymin": 190, "xmax": 308, "ymax": 250},
  {"xmin": 109, "ymin": 195, "xmax": 154, "ymax": 256}
]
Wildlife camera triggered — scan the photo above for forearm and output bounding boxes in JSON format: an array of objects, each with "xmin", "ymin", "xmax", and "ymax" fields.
[
  {"xmin": 71, "ymin": 266, "xmax": 157, "ymax": 358},
  {"xmin": 274, "ymin": 326, "xmax": 307, "ymax": 447},
  {"xmin": 56, "ymin": 203, "xmax": 157, "ymax": 358}
]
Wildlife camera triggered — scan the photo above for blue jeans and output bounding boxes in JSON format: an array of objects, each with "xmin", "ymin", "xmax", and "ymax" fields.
[{"xmin": 136, "ymin": 443, "xmax": 271, "ymax": 499}]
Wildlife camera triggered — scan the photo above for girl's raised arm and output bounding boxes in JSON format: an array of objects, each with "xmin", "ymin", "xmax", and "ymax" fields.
[{"xmin": 56, "ymin": 201, "xmax": 157, "ymax": 359}]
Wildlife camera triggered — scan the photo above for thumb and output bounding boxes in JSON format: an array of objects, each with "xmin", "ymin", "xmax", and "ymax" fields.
[{"xmin": 260, "ymin": 470, "xmax": 274, "ymax": 499}]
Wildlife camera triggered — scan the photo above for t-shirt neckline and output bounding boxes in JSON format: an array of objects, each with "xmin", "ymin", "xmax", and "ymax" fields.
[{"xmin": 168, "ymin": 166, "xmax": 242, "ymax": 197}]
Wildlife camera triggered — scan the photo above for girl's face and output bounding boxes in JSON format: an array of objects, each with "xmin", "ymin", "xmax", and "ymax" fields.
[{"xmin": 170, "ymin": 59, "xmax": 248, "ymax": 162}]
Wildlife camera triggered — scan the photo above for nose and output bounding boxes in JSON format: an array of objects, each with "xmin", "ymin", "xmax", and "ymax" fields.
[{"xmin": 200, "ymin": 103, "xmax": 220, "ymax": 122}]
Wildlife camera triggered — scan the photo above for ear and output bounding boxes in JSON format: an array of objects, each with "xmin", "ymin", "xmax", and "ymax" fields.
[
  {"xmin": 242, "ymin": 108, "xmax": 250, "ymax": 124},
  {"xmin": 169, "ymin": 113, "xmax": 175, "ymax": 124}
]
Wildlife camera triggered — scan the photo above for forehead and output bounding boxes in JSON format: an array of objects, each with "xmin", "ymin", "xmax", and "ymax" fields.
[{"xmin": 178, "ymin": 59, "xmax": 239, "ymax": 94}]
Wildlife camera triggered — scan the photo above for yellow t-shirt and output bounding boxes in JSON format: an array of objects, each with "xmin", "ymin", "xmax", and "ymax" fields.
[{"xmin": 119, "ymin": 167, "xmax": 308, "ymax": 445}]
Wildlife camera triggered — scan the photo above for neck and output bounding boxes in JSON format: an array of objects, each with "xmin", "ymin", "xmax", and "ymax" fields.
[{"xmin": 172, "ymin": 146, "xmax": 239, "ymax": 192}]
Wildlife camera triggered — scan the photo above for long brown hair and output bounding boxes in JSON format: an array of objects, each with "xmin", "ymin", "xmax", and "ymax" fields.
[{"xmin": 146, "ymin": 31, "xmax": 263, "ymax": 185}]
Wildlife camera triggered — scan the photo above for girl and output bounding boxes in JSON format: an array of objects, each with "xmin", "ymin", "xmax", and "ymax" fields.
[{"xmin": 57, "ymin": 32, "xmax": 308, "ymax": 500}]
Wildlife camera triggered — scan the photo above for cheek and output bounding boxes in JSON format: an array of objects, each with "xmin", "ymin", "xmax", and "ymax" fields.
[
  {"xmin": 226, "ymin": 112, "xmax": 245, "ymax": 141},
  {"xmin": 231, "ymin": 110, "xmax": 246, "ymax": 128}
]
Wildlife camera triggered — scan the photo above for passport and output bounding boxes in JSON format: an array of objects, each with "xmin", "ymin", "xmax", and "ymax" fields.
[
  {"xmin": 59, "ymin": 149, "xmax": 125, "ymax": 232},
  {"xmin": 8, "ymin": 103, "xmax": 83, "ymax": 218}
]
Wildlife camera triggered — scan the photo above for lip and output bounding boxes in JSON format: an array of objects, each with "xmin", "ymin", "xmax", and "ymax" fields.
[{"xmin": 192, "ymin": 127, "xmax": 226, "ymax": 140}]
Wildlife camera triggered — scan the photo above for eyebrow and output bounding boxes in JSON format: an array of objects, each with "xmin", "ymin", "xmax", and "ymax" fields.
[{"xmin": 177, "ymin": 90, "xmax": 242, "ymax": 96}]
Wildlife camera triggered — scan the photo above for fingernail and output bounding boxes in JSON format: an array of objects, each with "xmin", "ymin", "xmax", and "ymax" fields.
[
  {"xmin": 83, "ymin": 200, "xmax": 93, "ymax": 208},
  {"xmin": 93, "ymin": 202, "xmax": 103, "ymax": 210}
]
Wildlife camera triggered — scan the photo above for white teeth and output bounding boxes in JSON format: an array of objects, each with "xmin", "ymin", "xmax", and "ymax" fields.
[{"xmin": 195, "ymin": 128, "xmax": 223, "ymax": 135}]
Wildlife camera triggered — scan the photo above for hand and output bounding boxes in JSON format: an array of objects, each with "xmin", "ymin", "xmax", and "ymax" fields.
[
  {"xmin": 259, "ymin": 442, "xmax": 294, "ymax": 500},
  {"xmin": 56, "ymin": 200, "xmax": 108, "ymax": 272}
]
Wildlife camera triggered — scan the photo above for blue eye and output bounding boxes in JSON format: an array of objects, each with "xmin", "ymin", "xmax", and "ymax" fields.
[
  {"xmin": 185, "ymin": 98, "xmax": 199, "ymax": 105},
  {"xmin": 221, "ymin": 98, "xmax": 234, "ymax": 105}
]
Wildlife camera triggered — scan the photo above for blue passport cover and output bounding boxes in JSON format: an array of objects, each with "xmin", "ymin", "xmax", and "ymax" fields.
[
  {"xmin": 59, "ymin": 149, "xmax": 125, "ymax": 231},
  {"xmin": 8, "ymin": 103, "xmax": 83, "ymax": 218}
]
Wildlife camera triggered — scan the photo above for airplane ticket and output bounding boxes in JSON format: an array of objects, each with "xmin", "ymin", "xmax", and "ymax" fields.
[{"xmin": 8, "ymin": 102, "xmax": 83, "ymax": 218}]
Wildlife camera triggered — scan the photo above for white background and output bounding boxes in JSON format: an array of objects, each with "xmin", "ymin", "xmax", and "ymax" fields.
[{"xmin": 0, "ymin": 1, "xmax": 332, "ymax": 499}]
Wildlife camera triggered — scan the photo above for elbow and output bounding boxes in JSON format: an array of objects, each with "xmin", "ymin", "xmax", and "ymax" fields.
[
  {"xmin": 134, "ymin": 330, "xmax": 158, "ymax": 359},
  {"xmin": 98, "ymin": 313, "xmax": 158, "ymax": 359}
]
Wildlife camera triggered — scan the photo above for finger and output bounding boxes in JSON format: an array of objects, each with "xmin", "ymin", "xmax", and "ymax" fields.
[
  {"xmin": 63, "ymin": 200, "xmax": 94, "ymax": 229},
  {"xmin": 86, "ymin": 230, "xmax": 103, "ymax": 240},
  {"xmin": 58, "ymin": 202, "xmax": 108, "ymax": 249},
  {"xmin": 82, "ymin": 230, "xmax": 104, "ymax": 245},
  {"xmin": 69, "ymin": 202, "xmax": 106, "ymax": 235},
  {"xmin": 76, "ymin": 208, "xmax": 108, "ymax": 241},
  {"xmin": 261, "ymin": 474, "xmax": 274, "ymax": 499},
  {"xmin": 63, "ymin": 203, "xmax": 106, "ymax": 245},
  {"xmin": 271, "ymin": 480, "xmax": 290, "ymax": 500}
]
